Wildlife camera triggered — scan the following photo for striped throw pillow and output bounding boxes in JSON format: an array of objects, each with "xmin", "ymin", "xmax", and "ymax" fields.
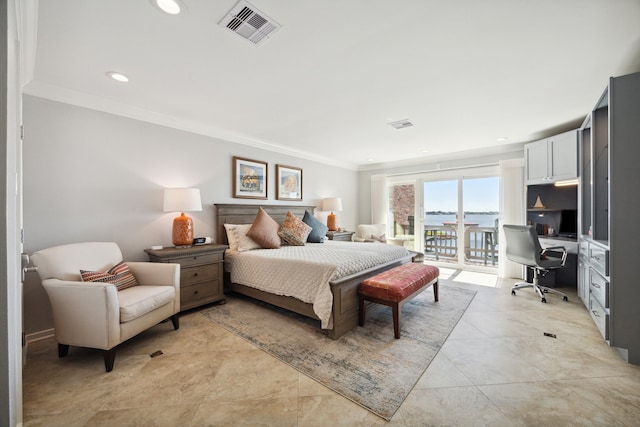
[{"xmin": 80, "ymin": 261, "xmax": 139, "ymax": 291}]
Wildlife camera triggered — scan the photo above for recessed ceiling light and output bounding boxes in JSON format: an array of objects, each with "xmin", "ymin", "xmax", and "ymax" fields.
[
  {"xmin": 421, "ymin": 149, "xmax": 430, "ymax": 153},
  {"xmin": 106, "ymin": 71, "xmax": 129, "ymax": 83},
  {"xmin": 496, "ymin": 137, "xmax": 508, "ymax": 142},
  {"xmin": 367, "ymin": 158, "xmax": 375, "ymax": 162},
  {"xmin": 151, "ymin": 0, "xmax": 184, "ymax": 15}
]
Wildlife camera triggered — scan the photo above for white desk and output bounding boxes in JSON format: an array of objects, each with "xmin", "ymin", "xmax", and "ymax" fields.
[{"xmin": 539, "ymin": 237, "xmax": 578, "ymax": 254}]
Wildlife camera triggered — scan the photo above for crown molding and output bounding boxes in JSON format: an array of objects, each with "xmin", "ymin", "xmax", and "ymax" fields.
[{"xmin": 22, "ymin": 80, "xmax": 360, "ymax": 171}]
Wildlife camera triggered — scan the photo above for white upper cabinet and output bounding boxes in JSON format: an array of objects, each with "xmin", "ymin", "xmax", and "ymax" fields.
[
  {"xmin": 525, "ymin": 130, "xmax": 578, "ymax": 184},
  {"xmin": 525, "ymin": 139, "xmax": 549, "ymax": 183}
]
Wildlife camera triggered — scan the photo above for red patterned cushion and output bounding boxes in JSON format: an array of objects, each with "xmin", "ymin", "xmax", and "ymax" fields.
[
  {"xmin": 80, "ymin": 261, "xmax": 139, "ymax": 291},
  {"xmin": 360, "ymin": 263, "xmax": 439, "ymax": 302}
]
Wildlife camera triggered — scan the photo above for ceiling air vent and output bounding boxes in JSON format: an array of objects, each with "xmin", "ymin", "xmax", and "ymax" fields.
[
  {"xmin": 388, "ymin": 119, "xmax": 414, "ymax": 129},
  {"xmin": 219, "ymin": 0, "xmax": 281, "ymax": 46}
]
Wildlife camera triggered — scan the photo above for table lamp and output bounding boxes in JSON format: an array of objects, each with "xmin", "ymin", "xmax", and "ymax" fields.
[
  {"xmin": 163, "ymin": 188, "xmax": 202, "ymax": 247},
  {"xmin": 322, "ymin": 197, "xmax": 342, "ymax": 231}
]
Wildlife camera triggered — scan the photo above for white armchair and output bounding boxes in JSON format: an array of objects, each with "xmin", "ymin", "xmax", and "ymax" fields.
[
  {"xmin": 354, "ymin": 224, "xmax": 387, "ymax": 242},
  {"xmin": 31, "ymin": 242, "xmax": 180, "ymax": 372},
  {"xmin": 354, "ymin": 223, "xmax": 417, "ymax": 247}
]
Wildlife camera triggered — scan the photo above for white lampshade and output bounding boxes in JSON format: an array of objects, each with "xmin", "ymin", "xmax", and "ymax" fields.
[
  {"xmin": 322, "ymin": 197, "xmax": 342, "ymax": 212},
  {"xmin": 163, "ymin": 188, "xmax": 202, "ymax": 212}
]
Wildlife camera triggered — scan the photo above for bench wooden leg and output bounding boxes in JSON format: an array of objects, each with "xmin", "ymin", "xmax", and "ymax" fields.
[
  {"xmin": 392, "ymin": 303, "xmax": 400, "ymax": 339},
  {"xmin": 359, "ymin": 295, "xmax": 365, "ymax": 326},
  {"xmin": 433, "ymin": 280, "xmax": 439, "ymax": 301}
]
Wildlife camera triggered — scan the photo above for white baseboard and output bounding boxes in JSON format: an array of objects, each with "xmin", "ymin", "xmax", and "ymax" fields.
[
  {"xmin": 23, "ymin": 329, "xmax": 55, "ymax": 366},
  {"xmin": 25, "ymin": 328, "xmax": 54, "ymax": 344}
]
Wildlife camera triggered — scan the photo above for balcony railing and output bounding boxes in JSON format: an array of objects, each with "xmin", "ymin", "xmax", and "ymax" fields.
[{"xmin": 424, "ymin": 225, "xmax": 497, "ymax": 266}]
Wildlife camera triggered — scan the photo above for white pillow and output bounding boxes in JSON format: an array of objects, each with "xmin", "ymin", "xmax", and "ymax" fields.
[
  {"xmin": 224, "ymin": 224, "xmax": 240, "ymax": 251},
  {"xmin": 369, "ymin": 233, "xmax": 386, "ymax": 243},
  {"xmin": 224, "ymin": 224, "xmax": 260, "ymax": 252},
  {"xmin": 237, "ymin": 231, "xmax": 261, "ymax": 252}
]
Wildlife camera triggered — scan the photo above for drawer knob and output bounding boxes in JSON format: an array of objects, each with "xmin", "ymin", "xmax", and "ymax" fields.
[
  {"xmin": 193, "ymin": 273, "xmax": 198, "ymax": 277},
  {"xmin": 194, "ymin": 290, "xmax": 199, "ymax": 294}
]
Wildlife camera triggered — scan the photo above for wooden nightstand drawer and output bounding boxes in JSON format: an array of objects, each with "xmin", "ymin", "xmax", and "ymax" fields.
[
  {"xmin": 181, "ymin": 280, "xmax": 221, "ymax": 309},
  {"xmin": 181, "ymin": 264, "xmax": 219, "ymax": 286},
  {"xmin": 175, "ymin": 253, "xmax": 222, "ymax": 267}
]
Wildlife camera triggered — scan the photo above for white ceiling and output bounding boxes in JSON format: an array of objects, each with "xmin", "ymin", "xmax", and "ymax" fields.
[{"xmin": 23, "ymin": 0, "xmax": 640, "ymax": 170}]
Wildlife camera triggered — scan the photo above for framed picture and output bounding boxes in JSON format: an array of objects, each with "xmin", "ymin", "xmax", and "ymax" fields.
[
  {"xmin": 233, "ymin": 156, "xmax": 268, "ymax": 199},
  {"xmin": 276, "ymin": 164, "xmax": 303, "ymax": 201}
]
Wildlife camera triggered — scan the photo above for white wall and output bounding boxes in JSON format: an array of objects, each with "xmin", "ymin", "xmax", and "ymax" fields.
[
  {"xmin": 356, "ymin": 150, "xmax": 524, "ymax": 224},
  {"xmin": 22, "ymin": 95, "xmax": 358, "ymax": 334}
]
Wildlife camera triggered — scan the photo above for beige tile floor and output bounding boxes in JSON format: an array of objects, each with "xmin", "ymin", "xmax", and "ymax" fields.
[{"xmin": 23, "ymin": 272, "xmax": 640, "ymax": 426}]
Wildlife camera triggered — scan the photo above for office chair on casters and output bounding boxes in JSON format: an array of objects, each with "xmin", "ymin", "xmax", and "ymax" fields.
[{"xmin": 503, "ymin": 224, "xmax": 569, "ymax": 303}]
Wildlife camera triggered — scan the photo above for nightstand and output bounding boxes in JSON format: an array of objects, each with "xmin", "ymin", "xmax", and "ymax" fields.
[
  {"xmin": 326, "ymin": 231, "xmax": 355, "ymax": 241},
  {"xmin": 144, "ymin": 244, "xmax": 226, "ymax": 311}
]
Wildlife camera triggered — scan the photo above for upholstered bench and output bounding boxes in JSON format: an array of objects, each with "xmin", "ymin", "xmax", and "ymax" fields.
[{"xmin": 359, "ymin": 263, "xmax": 439, "ymax": 338}]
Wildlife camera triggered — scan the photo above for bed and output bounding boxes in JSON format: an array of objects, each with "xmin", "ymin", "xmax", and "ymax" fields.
[{"xmin": 215, "ymin": 203, "xmax": 412, "ymax": 339}]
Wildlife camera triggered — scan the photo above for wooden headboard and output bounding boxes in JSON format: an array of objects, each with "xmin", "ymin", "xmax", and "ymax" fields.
[{"xmin": 215, "ymin": 203, "xmax": 317, "ymax": 245}]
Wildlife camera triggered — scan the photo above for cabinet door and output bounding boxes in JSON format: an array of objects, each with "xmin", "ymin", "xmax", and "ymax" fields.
[
  {"xmin": 578, "ymin": 255, "xmax": 590, "ymax": 305},
  {"xmin": 525, "ymin": 139, "xmax": 549, "ymax": 184},
  {"xmin": 549, "ymin": 130, "xmax": 578, "ymax": 181}
]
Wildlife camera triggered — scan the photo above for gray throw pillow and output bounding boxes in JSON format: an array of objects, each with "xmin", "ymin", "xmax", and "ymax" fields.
[{"xmin": 302, "ymin": 210, "xmax": 328, "ymax": 243}]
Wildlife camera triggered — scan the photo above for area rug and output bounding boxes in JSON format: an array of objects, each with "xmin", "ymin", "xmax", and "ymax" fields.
[{"xmin": 201, "ymin": 282, "xmax": 475, "ymax": 420}]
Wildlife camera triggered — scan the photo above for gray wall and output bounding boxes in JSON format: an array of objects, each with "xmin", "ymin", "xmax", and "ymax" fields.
[{"xmin": 22, "ymin": 95, "xmax": 358, "ymax": 334}]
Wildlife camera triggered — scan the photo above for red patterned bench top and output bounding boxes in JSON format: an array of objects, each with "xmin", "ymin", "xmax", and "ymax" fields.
[{"xmin": 360, "ymin": 263, "xmax": 439, "ymax": 302}]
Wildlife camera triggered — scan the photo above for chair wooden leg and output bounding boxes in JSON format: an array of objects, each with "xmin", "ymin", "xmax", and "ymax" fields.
[
  {"xmin": 171, "ymin": 313, "xmax": 180, "ymax": 330},
  {"xmin": 358, "ymin": 296, "xmax": 366, "ymax": 326},
  {"xmin": 433, "ymin": 280, "xmax": 439, "ymax": 302},
  {"xmin": 58, "ymin": 343, "xmax": 69, "ymax": 358},
  {"xmin": 103, "ymin": 348, "xmax": 117, "ymax": 372}
]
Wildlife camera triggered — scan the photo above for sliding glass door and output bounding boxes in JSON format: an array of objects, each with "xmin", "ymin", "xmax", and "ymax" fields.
[
  {"xmin": 424, "ymin": 180, "xmax": 459, "ymax": 262},
  {"xmin": 385, "ymin": 166, "xmax": 500, "ymax": 271},
  {"xmin": 462, "ymin": 177, "xmax": 499, "ymax": 267},
  {"xmin": 422, "ymin": 175, "xmax": 499, "ymax": 269}
]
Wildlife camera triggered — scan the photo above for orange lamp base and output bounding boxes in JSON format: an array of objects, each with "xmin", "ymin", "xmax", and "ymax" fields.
[
  {"xmin": 172, "ymin": 212, "xmax": 194, "ymax": 246},
  {"xmin": 327, "ymin": 212, "xmax": 337, "ymax": 231}
]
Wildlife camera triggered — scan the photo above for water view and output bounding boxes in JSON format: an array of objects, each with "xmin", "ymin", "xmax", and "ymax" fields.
[{"xmin": 424, "ymin": 212, "xmax": 499, "ymax": 228}]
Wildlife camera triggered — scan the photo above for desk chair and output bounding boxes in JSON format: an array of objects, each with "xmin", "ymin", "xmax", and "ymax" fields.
[{"xmin": 503, "ymin": 224, "xmax": 569, "ymax": 303}]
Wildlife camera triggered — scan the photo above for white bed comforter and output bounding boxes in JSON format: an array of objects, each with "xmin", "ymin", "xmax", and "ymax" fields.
[{"xmin": 224, "ymin": 241, "xmax": 409, "ymax": 328}]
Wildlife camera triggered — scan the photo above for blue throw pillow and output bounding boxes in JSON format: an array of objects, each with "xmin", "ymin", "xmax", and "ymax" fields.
[{"xmin": 302, "ymin": 210, "xmax": 328, "ymax": 243}]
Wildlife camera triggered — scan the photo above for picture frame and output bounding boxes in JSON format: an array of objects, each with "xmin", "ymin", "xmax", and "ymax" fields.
[
  {"xmin": 233, "ymin": 156, "xmax": 268, "ymax": 199},
  {"xmin": 276, "ymin": 164, "xmax": 303, "ymax": 201}
]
